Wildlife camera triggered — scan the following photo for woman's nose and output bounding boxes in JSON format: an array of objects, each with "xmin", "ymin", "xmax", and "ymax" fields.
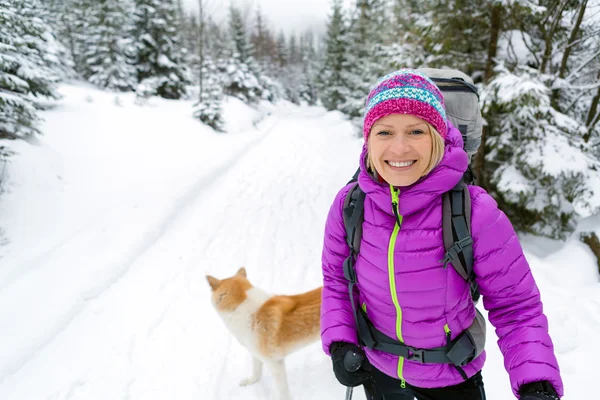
[{"xmin": 389, "ymin": 134, "xmax": 411, "ymax": 153}]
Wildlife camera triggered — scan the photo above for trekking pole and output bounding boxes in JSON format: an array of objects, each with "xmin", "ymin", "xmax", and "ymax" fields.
[{"xmin": 343, "ymin": 350, "xmax": 364, "ymax": 400}]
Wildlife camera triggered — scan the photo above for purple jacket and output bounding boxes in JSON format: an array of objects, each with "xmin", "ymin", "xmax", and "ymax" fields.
[{"xmin": 320, "ymin": 124, "xmax": 563, "ymax": 397}]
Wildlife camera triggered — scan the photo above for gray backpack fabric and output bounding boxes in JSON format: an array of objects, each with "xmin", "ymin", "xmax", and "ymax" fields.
[{"xmin": 417, "ymin": 68, "xmax": 483, "ymax": 162}]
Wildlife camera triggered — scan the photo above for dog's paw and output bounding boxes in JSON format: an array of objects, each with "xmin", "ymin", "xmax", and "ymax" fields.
[{"xmin": 239, "ymin": 376, "xmax": 260, "ymax": 387}]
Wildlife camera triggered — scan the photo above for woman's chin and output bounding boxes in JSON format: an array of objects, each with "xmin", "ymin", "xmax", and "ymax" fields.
[{"xmin": 381, "ymin": 170, "xmax": 421, "ymax": 187}]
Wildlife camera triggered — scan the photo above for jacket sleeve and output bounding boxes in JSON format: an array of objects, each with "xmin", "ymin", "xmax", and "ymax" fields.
[
  {"xmin": 470, "ymin": 187, "xmax": 563, "ymax": 398},
  {"xmin": 320, "ymin": 184, "xmax": 358, "ymax": 356}
]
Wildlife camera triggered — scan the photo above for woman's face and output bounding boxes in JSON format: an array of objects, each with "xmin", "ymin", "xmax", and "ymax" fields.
[{"xmin": 368, "ymin": 114, "xmax": 433, "ymax": 187}]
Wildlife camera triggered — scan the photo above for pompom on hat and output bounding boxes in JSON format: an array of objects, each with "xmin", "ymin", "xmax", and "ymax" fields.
[{"xmin": 363, "ymin": 69, "xmax": 448, "ymax": 140}]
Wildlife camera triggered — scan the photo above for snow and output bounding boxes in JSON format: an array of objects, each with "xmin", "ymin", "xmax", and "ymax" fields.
[
  {"xmin": 0, "ymin": 82, "xmax": 598, "ymax": 399},
  {"xmin": 494, "ymin": 164, "xmax": 532, "ymax": 196}
]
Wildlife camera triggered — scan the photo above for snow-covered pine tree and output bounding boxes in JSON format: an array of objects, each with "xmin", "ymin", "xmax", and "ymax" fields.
[
  {"xmin": 132, "ymin": 0, "xmax": 190, "ymax": 99},
  {"xmin": 338, "ymin": 0, "xmax": 390, "ymax": 126},
  {"xmin": 193, "ymin": 57, "xmax": 224, "ymax": 132},
  {"xmin": 481, "ymin": 65, "xmax": 597, "ymax": 239},
  {"xmin": 297, "ymin": 31, "xmax": 319, "ymax": 105},
  {"xmin": 277, "ymin": 30, "xmax": 319, "ymax": 106},
  {"xmin": 219, "ymin": 5, "xmax": 278, "ymax": 103},
  {"xmin": 82, "ymin": 0, "xmax": 136, "ymax": 91},
  {"xmin": 38, "ymin": 0, "xmax": 76, "ymax": 78},
  {"xmin": 414, "ymin": 0, "xmax": 490, "ymax": 77},
  {"xmin": 385, "ymin": 0, "xmax": 429, "ymax": 69},
  {"xmin": 275, "ymin": 31, "xmax": 288, "ymax": 68},
  {"xmin": 251, "ymin": 7, "xmax": 270, "ymax": 63},
  {"xmin": 205, "ymin": 16, "xmax": 227, "ymax": 61},
  {"xmin": 542, "ymin": 0, "xmax": 600, "ymax": 141},
  {"xmin": 318, "ymin": 0, "xmax": 350, "ymax": 111},
  {"xmin": 181, "ymin": 12, "xmax": 200, "ymax": 81},
  {"xmin": 0, "ymin": 0, "xmax": 63, "ymax": 139},
  {"xmin": 474, "ymin": 0, "xmax": 600, "ymax": 238}
]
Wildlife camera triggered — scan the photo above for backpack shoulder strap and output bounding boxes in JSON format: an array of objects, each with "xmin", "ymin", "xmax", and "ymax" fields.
[
  {"xmin": 343, "ymin": 167, "xmax": 365, "ymax": 254},
  {"xmin": 341, "ymin": 171, "xmax": 376, "ymax": 348},
  {"xmin": 343, "ymin": 181, "xmax": 365, "ymax": 255},
  {"xmin": 441, "ymin": 181, "xmax": 479, "ymax": 300}
]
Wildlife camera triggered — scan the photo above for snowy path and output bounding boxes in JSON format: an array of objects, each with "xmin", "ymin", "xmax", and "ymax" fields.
[
  {"xmin": 0, "ymin": 99, "xmax": 362, "ymax": 399},
  {"xmin": 0, "ymin": 85, "xmax": 597, "ymax": 399}
]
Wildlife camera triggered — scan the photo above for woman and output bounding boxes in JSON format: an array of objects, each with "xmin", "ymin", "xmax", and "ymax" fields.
[{"xmin": 320, "ymin": 69, "xmax": 563, "ymax": 400}]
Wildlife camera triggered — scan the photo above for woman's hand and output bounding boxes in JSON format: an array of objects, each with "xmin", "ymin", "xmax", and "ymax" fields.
[
  {"xmin": 330, "ymin": 342, "xmax": 372, "ymax": 387},
  {"xmin": 519, "ymin": 381, "xmax": 560, "ymax": 400}
]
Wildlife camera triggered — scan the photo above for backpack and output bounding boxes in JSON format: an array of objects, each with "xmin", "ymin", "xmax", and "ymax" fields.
[{"xmin": 341, "ymin": 68, "xmax": 485, "ymax": 377}]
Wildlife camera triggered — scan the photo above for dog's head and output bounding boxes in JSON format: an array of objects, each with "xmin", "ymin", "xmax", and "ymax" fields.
[{"xmin": 205, "ymin": 267, "xmax": 253, "ymax": 312}]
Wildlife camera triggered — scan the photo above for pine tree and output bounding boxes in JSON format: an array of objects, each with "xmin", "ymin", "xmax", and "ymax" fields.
[
  {"xmin": 50, "ymin": 0, "xmax": 91, "ymax": 76},
  {"xmin": 182, "ymin": 12, "xmax": 200, "ymax": 76},
  {"xmin": 297, "ymin": 31, "xmax": 319, "ymax": 105},
  {"xmin": 132, "ymin": 0, "xmax": 190, "ymax": 99},
  {"xmin": 481, "ymin": 65, "xmax": 595, "ymax": 239},
  {"xmin": 0, "ymin": 0, "xmax": 63, "ymax": 139},
  {"xmin": 205, "ymin": 17, "xmax": 227, "ymax": 61},
  {"xmin": 82, "ymin": 0, "xmax": 136, "ymax": 91},
  {"xmin": 193, "ymin": 57, "xmax": 224, "ymax": 131},
  {"xmin": 38, "ymin": 0, "xmax": 76, "ymax": 78},
  {"xmin": 318, "ymin": 0, "xmax": 349, "ymax": 111},
  {"xmin": 220, "ymin": 5, "xmax": 278, "ymax": 103},
  {"xmin": 275, "ymin": 32, "xmax": 288, "ymax": 68},
  {"xmin": 229, "ymin": 5, "xmax": 254, "ymax": 63},
  {"xmin": 338, "ymin": 0, "xmax": 389, "ymax": 122},
  {"xmin": 251, "ymin": 7, "xmax": 268, "ymax": 62},
  {"xmin": 415, "ymin": 0, "xmax": 490, "ymax": 76}
]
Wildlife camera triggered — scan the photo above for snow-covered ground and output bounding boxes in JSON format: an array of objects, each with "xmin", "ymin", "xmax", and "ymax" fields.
[{"xmin": 0, "ymin": 83, "xmax": 597, "ymax": 399}]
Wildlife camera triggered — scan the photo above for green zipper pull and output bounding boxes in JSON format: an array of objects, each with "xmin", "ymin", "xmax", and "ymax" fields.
[
  {"xmin": 390, "ymin": 185, "xmax": 403, "ymax": 227},
  {"xmin": 401, "ymin": 379, "xmax": 406, "ymax": 389}
]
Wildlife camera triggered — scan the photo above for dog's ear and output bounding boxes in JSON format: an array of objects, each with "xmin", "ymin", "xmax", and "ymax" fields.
[
  {"xmin": 206, "ymin": 275, "xmax": 221, "ymax": 291},
  {"xmin": 236, "ymin": 267, "xmax": 247, "ymax": 278}
]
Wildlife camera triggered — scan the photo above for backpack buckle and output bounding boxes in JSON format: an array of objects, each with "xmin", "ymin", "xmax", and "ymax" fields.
[
  {"xmin": 408, "ymin": 347, "xmax": 426, "ymax": 363},
  {"xmin": 440, "ymin": 236, "xmax": 473, "ymax": 268}
]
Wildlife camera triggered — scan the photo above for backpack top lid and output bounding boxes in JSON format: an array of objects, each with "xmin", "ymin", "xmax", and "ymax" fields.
[{"xmin": 417, "ymin": 68, "xmax": 483, "ymax": 162}]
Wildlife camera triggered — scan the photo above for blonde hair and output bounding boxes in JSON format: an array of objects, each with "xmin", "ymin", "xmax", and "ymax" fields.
[
  {"xmin": 366, "ymin": 123, "xmax": 445, "ymax": 178},
  {"xmin": 422, "ymin": 123, "xmax": 445, "ymax": 176}
]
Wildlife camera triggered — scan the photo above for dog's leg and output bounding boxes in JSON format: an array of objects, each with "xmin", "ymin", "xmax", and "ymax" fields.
[
  {"xmin": 239, "ymin": 356, "xmax": 263, "ymax": 386},
  {"xmin": 268, "ymin": 360, "xmax": 291, "ymax": 400}
]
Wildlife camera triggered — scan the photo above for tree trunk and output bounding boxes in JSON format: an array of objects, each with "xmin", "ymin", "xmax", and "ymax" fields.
[
  {"xmin": 581, "ymin": 232, "xmax": 600, "ymax": 275},
  {"xmin": 198, "ymin": 0, "xmax": 204, "ymax": 103},
  {"xmin": 484, "ymin": 3, "xmax": 502, "ymax": 82},
  {"xmin": 584, "ymin": 69, "xmax": 600, "ymax": 141},
  {"xmin": 552, "ymin": 0, "xmax": 588, "ymax": 109},
  {"xmin": 558, "ymin": 0, "xmax": 587, "ymax": 79},
  {"xmin": 540, "ymin": 0, "xmax": 570, "ymax": 74},
  {"xmin": 474, "ymin": 2, "xmax": 503, "ymax": 190}
]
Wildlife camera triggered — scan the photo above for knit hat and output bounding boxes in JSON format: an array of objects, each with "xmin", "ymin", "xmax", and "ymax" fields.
[{"xmin": 363, "ymin": 69, "xmax": 448, "ymax": 141}]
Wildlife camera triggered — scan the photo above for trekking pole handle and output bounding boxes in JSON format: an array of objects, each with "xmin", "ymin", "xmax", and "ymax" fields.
[
  {"xmin": 343, "ymin": 350, "xmax": 364, "ymax": 400},
  {"xmin": 343, "ymin": 350, "xmax": 364, "ymax": 372}
]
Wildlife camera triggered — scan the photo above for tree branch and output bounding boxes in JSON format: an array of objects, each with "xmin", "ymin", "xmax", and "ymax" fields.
[
  {"xmin": 558, "ymin": 0, "xmax": 588, "ymax": 79},
  {"xmin": 566, "ymin": 48, "xmax": 600, "ymax": 83}
]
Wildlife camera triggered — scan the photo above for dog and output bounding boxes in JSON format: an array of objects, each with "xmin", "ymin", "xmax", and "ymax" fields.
[{"xmin": 205, "ymin": 267, "xmax": 322, "ymax": 400}]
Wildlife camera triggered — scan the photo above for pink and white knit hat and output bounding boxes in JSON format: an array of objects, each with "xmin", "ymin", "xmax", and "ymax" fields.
[{"xmin": 363, "ymin": 69, "xmax": 448, "ymax": 140}]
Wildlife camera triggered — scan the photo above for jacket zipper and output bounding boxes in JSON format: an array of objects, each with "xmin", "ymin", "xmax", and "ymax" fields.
[{"xmin": 388, "ymin": 185, "xmax": 405, "ymax": 386}]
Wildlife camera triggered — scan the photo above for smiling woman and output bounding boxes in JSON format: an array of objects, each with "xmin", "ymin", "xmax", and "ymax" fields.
[{"xmin": 320, "ymin": 69, "xmax": 564, "ymax": 400}]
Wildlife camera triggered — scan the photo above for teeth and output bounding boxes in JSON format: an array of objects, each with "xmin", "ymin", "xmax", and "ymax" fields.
[{"xmin": 388, "ymin": 161, "xmax": 415, "ymax": 167}]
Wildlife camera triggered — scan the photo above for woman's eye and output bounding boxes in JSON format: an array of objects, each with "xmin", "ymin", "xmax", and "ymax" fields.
[
  {"xmin": 377, "ymin": 130, "xmax": 391, "ymax": 136},
  {"xmin": 409, "ymin": 129, "xmax": 424, "ymax": 135}
]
